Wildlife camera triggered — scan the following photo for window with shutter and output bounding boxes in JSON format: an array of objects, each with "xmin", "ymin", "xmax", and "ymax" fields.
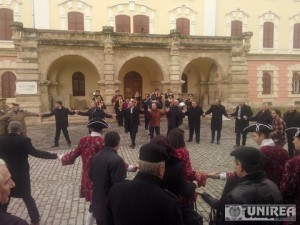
[
  {"xmin": 294, "ymin": 23, "xmax": 300, "ymax": 49},
  {"xmin": 263, "ymin": 22, "xmax": 274, "ymax": 48},
  {"xmin": 68, "ymin": 12, "xmax": 84, "ymax": 31},
  {"xmin": 176, "ymin": 18, "xmax": 190, "ymax": 35},
  {"xmin": 262, "ymin": 72, "xmax": 271, "ymax": 95},
  {"xmin": 72, "ymin": 72, "xmax": 85, "ymax": 96},
  {"xmin": 292, "ymin": 72, "xmax": 300, "ymax": 94},
  {"xmin": 181, "ymin": 73, "xmax": 188, "ymax": 93},
  {"xmin": 133, "ymin": 15, "xmax": 149, "ymax": 34},
  {"xmin": 115, "ymin": 15, "xmax": 131, "ymax": 33},
  {"xmin": 231, "ymin": 20, "xmax": 243, "ymax": 37},
  {"xmin": 0, "ymin": 8, "xmax": 13, "ymax": 40},
  {"xmin": 1, "ymin": 71, "xmax": 16, "ymax": 98}
]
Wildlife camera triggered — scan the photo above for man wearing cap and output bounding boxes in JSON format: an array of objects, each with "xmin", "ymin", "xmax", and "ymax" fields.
[
  {"xmin": 0, "ymin": 121, "xmax": 58, "ymax": 225},
  {"xmin": 184, "ymin": 101, "xmax": 204, "ymax": 144},
  {"xmin": 105, "ymin": 143, "xmax": 183, "ymax": 225},
  {"xmin": 0, "ymin": 98, "xmax": 9, "ymax": 136},
  {"xmin": 281, "ymin": 127, "xmax": 300, "ymax": 224},
  {"xmin": 41, "ymin": 101, "xmax": 76, "ymax": 147},
  {"xmin": 218, "ymin": 147, "xmax": 282, "ymax": 222},
  {"xmin": 229, "ymin": 99, "xmax": 253, "ymax": 148},
  {"xmin": 0, "ymin": 159, "xmax": 29, "ymax": 225},
  {"xmin": 89, "ymin": 131, "xmax": 127, "ymax": 225},
  {"xmin": 243, "ymin": 123, "xmax": 288, "ymax": 187},
  {"xmin": 0, "ymin": 102, "xmax": 39, "ymax": 136},
  {"xmin": 203, "ymin": 99, "xmax": 229, "ymax": 144}
]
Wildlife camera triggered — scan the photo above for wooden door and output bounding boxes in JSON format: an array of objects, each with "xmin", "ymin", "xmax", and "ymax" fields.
[
  {"xmin": 124, "ymin": 71, "xmax": 142, "ymax": 98},
  {"xmin": 1, "ymin": 71, "xmax": 16, "ymax": 98}
]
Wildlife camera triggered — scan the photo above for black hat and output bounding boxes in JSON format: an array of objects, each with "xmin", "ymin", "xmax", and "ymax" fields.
[
  {"xmin": 139, "ymin": 143, "xmax": 169, "ymax": 163},
  {"xmin": 230, "ymin": 147, "xmax": 263, "ymax": 165},
  {"xmin": 285, "ymin": 127, "xmax": 300, "ymax": 138},
  {"xmin": 86, "ymin": 118, "xmax": 108, "ymax": 130},
  {"xmin": 243, "ymin": 123, "xmax": 273, "ymax": 133}
]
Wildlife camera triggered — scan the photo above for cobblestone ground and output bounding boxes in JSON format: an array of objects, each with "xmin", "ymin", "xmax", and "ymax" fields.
[{"xmin": 7, "ymin": 117, "xmax": 256, "ymax": 225}]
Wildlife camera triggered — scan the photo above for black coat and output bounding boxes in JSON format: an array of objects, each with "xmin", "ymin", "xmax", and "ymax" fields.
[
  {"xmin": 89, "ymin": 147, "xmax": 126, "ymax": 223},
  {"xmin": 0, "ymin": 134, "xmax": 57, "ymax": 197},
  {"xmin": 78, "ymin": 107, "xmax": 113, "ymax": 120},
  {"xmin": 205, "ymin": 104, "xmax": 228, "ymax": 130},
  {"xmin": 230, "ymin": 105, "xmax": 253, "ymax": 133},
  {"xmin": 283, "ymin": 110, "xmax": 300, "ymax": 128},
  {"xmin": 166, "ymin": 106, "xmax": 184, "ymax": 128},
  {"xmin": 105, "ymin": 172, "xmax": 183, "ymax": 225},
  {"xmin": 124, "ymin": 107, "xmax": 142, "ymax": 133},
  {"xmin": 43, "ymin": 107, "xmax": 75, "ymax": 128},
  {"xmin": 185, "ymin": 106, "xmax": 204, "ymax": 128},
  {"xmin": 162, "ymin": 156, "xmax": 196, "ymax": 197},
  {"xmin": 0, "ymin": 212, "xmax": 28, "ymax": 225},
  {"xmin": 250, "ymin": 109, "xmax": 272, "ymax": 125}
]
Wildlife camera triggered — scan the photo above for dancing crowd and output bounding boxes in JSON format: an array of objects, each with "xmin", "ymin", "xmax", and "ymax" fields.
[{"xmin": 0, "ymin": 89, "xmax": 299, "ymax": 225}]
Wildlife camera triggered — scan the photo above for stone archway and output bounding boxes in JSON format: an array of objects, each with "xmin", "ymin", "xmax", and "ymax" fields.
[
  {"xmin": 118, "ymin": 57, "xmax": 164, "ymax": 97},
  {"xmin": 182, "ymin": 57, "xmax": 225, "ymax": 106},
  {"xmin": 45, "ymin": 55, "xmax": 100, "ymax": 110}
]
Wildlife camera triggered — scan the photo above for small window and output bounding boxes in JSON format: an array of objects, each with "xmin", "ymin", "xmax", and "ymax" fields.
[
  {"xmin": 292, "ymin": 72, "xmax": 300, "ymax": 94},
  {"xmin": 68, "ymin": 12, "xmax": 84, "ymax": 31},
  {"xmin": 181, "ymin": 73, "xmax": 188, "ymax": 93},
  {"xmin": 72, "ymin": 72, "xmax": 85, "ymax": 96},
  {"xmin": 0, "ymin": 8, "xmax": 13, "ymax": 40},
  {"xmin": 115, "ymin": 15, "xmax": 130, "ymax": 33},
  {"xmin": 1, "ymin": 71, "xmax": 16, "ymax": 98},
  {"xmin": 176, "ymin": 18, "xmax": 190, "ymax": 35},
  {"xmin": 263, "ymin": 22, "xmax": 274, "ymax": 48},
  {"xmin": 133, "ymin": 15, "xmax": 149, "ymax": 34},
  {"xmin": 231, "ymin": 20, "xmax": 242, "ymax": 37},
  {"xmin": 262, "ymin": 72, "xmax": 271, "ymax": 95},
  {"xmin": 294, "ymin": 23, "xmax": 300, "ymax": 49}
]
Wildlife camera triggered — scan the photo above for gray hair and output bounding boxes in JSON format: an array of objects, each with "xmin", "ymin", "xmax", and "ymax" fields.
[
  {"xmin": 8, "ymin": 121, "xmax": 22, "ymax": 133},
  {"xmin": 0, "ymin": 159, "xmax": 7, "ymax": 181},
  {"xmin": 138, "ymin": 160, "xmax": 164, "ymax": 175}
]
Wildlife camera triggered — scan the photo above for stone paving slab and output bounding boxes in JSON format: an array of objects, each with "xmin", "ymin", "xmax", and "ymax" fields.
[{"xmin": 7, "ymin": 118, "xmax": 257, "ymax": 225}]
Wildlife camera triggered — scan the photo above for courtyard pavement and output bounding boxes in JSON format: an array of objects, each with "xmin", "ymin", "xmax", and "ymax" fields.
[{"xmin": 7, "ymin": 116, "xmax": 257, "ymax": 225}]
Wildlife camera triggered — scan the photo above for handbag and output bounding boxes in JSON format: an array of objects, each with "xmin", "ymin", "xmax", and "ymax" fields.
[{"xmin": 181, "ymin": 204, "xmax": 203, "ymax": 225}]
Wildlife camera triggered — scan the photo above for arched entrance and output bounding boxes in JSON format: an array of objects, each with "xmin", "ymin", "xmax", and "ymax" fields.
[
  {"xmin": 124, "ymin": 71, "xmax": 142, "ymax": 98},
  {"xmin": 182, "ymin": 57, "xmax": 224, "ymax": 106},
  {"xmin": 1, "ymin": 71, "xmax": 16, "ymax": 98}
]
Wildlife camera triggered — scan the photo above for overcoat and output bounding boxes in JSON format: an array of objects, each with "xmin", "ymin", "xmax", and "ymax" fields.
[
  {"xmin": 205, "ymin": 104, "xmax": 228, "ymax": 130},
  {"xmin": 185, "ymin": 106, "xmax": 204, "ymax": 128},
  {"xmin": 124, "ymin": 107, "xmax": 141, "ymax": 133},
  {"xmin": 43, "ymin": 107, "xmax": 75, "ymax": 128},
  {"xmin": 230, "ymin": 105, "xmax": 253, "ymax": 133}
]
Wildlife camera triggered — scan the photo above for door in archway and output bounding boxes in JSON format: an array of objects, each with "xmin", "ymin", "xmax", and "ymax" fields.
[
  {"xmin": 124, "ymin": 71, "xmax": 142, "ymax": 98},
  {"xmin": 1, "ymin": 71, "xmax": 16, "ymax": 98}
]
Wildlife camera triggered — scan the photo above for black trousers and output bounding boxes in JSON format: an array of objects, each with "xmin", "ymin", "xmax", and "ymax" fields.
[
  {"xmin": 117, "ymin": 114, "xmax": 123, "ymax": 126},
  {"xmin": 211, "ymin": 129, "xmax": 221, "ymax": 141},
  {"xmin": 236, "ymin": 131, "xmax": 247, "ymax": 146},
  {"xmin": 144, "ymin": 117, "xmax": 150, "ymax": 130},
  {"xmin": 54, "ymin": 127, "xmax": 71, "ymax": 144},
  {"xmin": 149, "ymin": 126, "xmax": 160, "ymax": 139},
  {"xmin": 130, "ymin": 131, "xmax": 137, "ymax": 145},
  {"xmin": 188, "ymin": 126, "xmax": 200, "ymax": 142},
  {"xmin": 286, "ymin": 134, "xmax": 295, "ymax": 158}
]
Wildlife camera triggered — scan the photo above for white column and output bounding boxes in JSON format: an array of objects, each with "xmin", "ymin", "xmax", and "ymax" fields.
[
  {"xmin": 33, "ymin": 0, "xmax": 50, "ymax": 29},
  {"xmin": 204, "ymin": 0, "xmax": 217, "ymax": 36}
]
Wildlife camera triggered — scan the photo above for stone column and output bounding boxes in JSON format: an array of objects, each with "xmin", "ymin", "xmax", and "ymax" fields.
[
  {"xmin": 11, "ymin": 22, "xmax": 42, "ymax": 124},
  {"xmin": 227, "ymin": 32, "xmax": 253, "ymax": 109},
  {"xmin": 168, "ymin": 30, "xmax": 184, "ymax": 95},
  {"xmin": 99, "ymin": 26, "xmax": 119, "ymax": 109}
]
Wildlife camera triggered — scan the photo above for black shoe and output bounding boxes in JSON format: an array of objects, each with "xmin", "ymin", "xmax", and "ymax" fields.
[
  {"xmin": 234, "ymin": 144, "xmax": 240, "ymax": 148},
  {"xmin": 217, "ymin": 141, "xmax": 220, "ymax": 144},
  {"xmin": 68, "ymin": 143, "xmax": 71, "ymax": 147},
  {"xmin": 196, "ymin": 141, "xmax": 200, "ymax": 144},
  {"xmin": 187, "ymin": 140, "xmax": 192, "ymax": 142},
  {"xmin": 210, "ymin": 140, "xmax": 214, "ymax": 143},
  {"xmin": 129, "ymin": 144, "xmax": 136, "ymax": 148},
  {"xmin": 51, "ymin": 144, "xmax": 58, "ymax": 148}
]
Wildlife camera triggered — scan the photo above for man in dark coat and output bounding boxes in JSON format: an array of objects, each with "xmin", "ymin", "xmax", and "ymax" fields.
[
  {"xmin": 142, "ymin": 94, "xmax": 151, "ymax": 130},
  {"xmin": 184, "ymin": 101, "xmax": 204, "ymax": 144},
  {"xmin": 283, "ymin": 103, "xmax": 300, "ymax": 158},
  {"xmin": 89, "ymin": 131, "xmax": 126, "ymax": 225},
  {"xmin": 0, "ymin": 121, "xmax": 58, "ymax": 225},
  {"xmin": 218, "ymin": 147, "xmax": 283, "ymax": 225},
  {"xmin": 249, "ymin": 102, "xmax": 272, "ymax": 125},
  {"xmin": 124, "ymin": 99, "xmax": 143, "ymax": 148},
  {"xmin": 166, "ymin": 100, "xmax": 184, "ymax": 136},
  {"xmin": 105, "ymin": 143, "xmax": 183, "ymax": 225},
  {"xmin": 229, "ymin": 100, "xmax": 253, "ymax": 147},
  {"xmin": 41, "ymin": 100, "xmax": 75, "ymax": 147},
  {"xmin": 77, "ymin": 100, "xmax": 114, "ymax": 121},
  {"xmin": 204, "ymin": 99, "xmax": 229, "ymax": 144}
]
